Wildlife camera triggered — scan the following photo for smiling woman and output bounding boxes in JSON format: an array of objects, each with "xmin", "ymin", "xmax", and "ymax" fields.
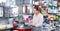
[{"xmin": 29, "ymin": 5, "xmax": 44, "ymax": 31}]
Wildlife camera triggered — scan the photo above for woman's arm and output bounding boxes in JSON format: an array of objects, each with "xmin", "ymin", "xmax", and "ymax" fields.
[{"xmin": 28, "ymin": 20, "xmax": 35, "ymax": 26}]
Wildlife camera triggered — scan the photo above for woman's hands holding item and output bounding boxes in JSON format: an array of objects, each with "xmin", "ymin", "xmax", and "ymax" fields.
[{"xmin": 29, "ymin": 23, "xmax": 35, "ymax": 26}]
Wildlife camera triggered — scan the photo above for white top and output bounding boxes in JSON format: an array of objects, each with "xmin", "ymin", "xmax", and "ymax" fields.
[{"xmin": 32, "ymin": 13, "xmax": 44, "ymax": 27}]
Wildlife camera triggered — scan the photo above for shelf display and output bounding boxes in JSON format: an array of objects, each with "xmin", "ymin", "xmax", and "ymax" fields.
[
  {"xmin": 0, "ymin": 7, "xmax": 3, "ymax": 17},
  {"xmin": 0, "ymin": 25, "xmax": 6, "ymax": 30},
  {"xmin": 4, "ymin": 6, "xmax": 18, "ymax": 17},
  {"xmin": 48, "ymin": 6, "xmax": 58, "ymax": 13},
  {"xmin": 48, "ymin": 15, "xmax": 54, "ymax": 20},
  {"xmin": 0, "ymin": 19, "xmax": 8, "ymax": 27},
  {"xmin": 57, "ymin": 2, "xmax": 60, "ymax": 6},
  {"xmin": 33, "ymin": 0, "xmax": 58, "ymax": 15},
  {"xmin": 4, "ymin": 7, "xmax": 11, "ymax": 17},
  {"xmin": 52, "ymin": 1, "xmax": 57, "ymax": 7},
  {"xmin": 45, "ymin": 8, "xmax": 49, "ymax": 13},
  {"xmin": 6, "ymin": 0, "xmax": 16, "ymax": 7},
  {"xmin": 58, "ymin": 7, "xmax": 60, "ymax": 10},
  {"xmin": 24, "ymin": 0, "xmax": 30, "ymax": 4},
  {"xmin": 58, "ymin": 16, "xmax": 60, "ymax": 21},
  {"xmin": 23, "ymin": 5, "xmax": 29, "ymax": 14},
  {"xmin": 12, "ymin": 7, "xmax": 18, "ymax": 17},
  {"xmin": 23, "ymin": 5, "xmax": 33, "ymax": 14}
]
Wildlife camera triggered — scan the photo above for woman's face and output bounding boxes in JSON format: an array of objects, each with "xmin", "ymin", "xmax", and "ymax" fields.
[{"xmin": 34, "ymin": 9, "xmax": 39, "ymax": 14}]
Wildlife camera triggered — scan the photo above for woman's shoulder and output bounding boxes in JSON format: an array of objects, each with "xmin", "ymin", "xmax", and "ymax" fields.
[
  {"xmin": 39, "ymin": 13, "xmax": 43, "ymax": 16},
  {"xmin": 38, "ymin": 13, "xmax": 43, "ymax": 18}
]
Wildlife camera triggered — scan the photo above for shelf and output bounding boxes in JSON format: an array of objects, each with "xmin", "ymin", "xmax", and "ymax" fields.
[
  {"xmin": 48, "ymin": 13, "xmax": 58, "ymax": 14},
  {"xmin": 0, "ymin": 24, "xmax": 13, "ymax": 30},
  {"xmin": 0, "ymin": 17, "xmax": 17, "ymax": 18}
]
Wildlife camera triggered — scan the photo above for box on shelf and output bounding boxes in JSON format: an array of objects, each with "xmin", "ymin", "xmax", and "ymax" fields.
[{"xmin": 57, "ymin": 2, "xmax": 60, "ymax": 6}]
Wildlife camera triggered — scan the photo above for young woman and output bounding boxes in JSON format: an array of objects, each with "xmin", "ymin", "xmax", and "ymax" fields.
[{"xmin": 29, "ymin": 5, "xmax": 44, "ymax": 31}]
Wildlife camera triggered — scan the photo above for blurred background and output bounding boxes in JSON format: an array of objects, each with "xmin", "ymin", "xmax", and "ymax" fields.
[{"xmin": 0, "ymin": 0, "xmax": 60, "ymax": 31}]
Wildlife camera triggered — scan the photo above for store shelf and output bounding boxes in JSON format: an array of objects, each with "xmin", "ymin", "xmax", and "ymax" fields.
[{"xmin": 0, "ymin": 24, "xmax": 13, "ymax": 30}]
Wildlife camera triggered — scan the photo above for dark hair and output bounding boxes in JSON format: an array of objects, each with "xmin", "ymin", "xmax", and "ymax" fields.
[{"xmin": 33, "ymin": 5, "xmax": 42, "ymax": 13}]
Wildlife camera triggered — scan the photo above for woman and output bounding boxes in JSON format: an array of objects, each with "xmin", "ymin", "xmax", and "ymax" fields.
[{"xmin": 29, "ymin": 5, "xmax": 44, "ymax": 31}]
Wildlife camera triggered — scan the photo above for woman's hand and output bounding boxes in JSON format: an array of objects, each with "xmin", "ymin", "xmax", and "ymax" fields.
[
  {"xmin": 22, "ymin": 19, "xmax": 26, "ymax": 22},
  {"xmin": 29, "ymin": 23, "xmax": 35, "ymax": 26}
]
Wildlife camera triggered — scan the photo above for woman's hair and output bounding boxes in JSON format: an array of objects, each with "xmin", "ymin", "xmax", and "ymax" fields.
[{"xmin": 33, "ymin": 5, "xmax": 42, "ymax": 13}]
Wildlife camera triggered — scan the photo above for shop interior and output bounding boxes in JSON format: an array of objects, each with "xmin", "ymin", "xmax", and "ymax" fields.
[{"xmin": 0, "ymin": 0, "xmax": 60, "ymax": 31}]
